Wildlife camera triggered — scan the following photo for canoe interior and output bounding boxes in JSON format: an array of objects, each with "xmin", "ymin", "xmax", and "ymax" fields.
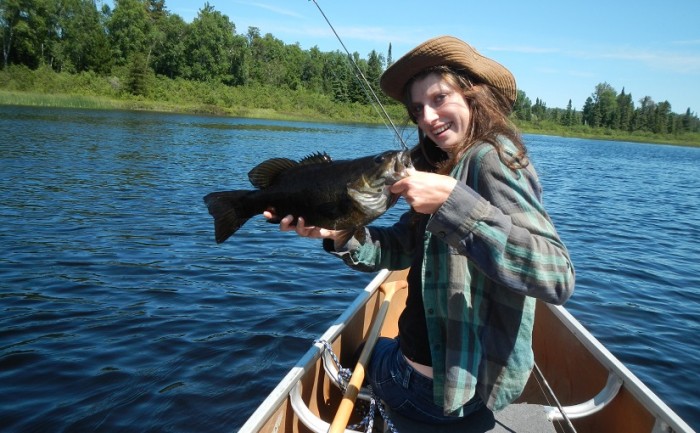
[
  {"xmin": 249, "ymin": 270, "xmax": 683, "ymax": 433},
  {"xmin": 522, "ymin": 300, "xmax": 657, "ymax": 433}
]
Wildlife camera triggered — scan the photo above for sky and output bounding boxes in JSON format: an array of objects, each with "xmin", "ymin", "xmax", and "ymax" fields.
[{"xmin": 160, "ymin": 0, "xmax": 700, "ymax": 114}]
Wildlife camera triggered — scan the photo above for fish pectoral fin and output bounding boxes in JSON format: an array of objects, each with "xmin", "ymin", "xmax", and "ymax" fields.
[{"xmin": 334, "ymin": 229, "xmax": 355, "ymax": 247}]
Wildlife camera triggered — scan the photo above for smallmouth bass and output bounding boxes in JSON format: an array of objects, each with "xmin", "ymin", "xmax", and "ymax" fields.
[{"xmin": 204, "ymin": 150, "xmax": 412, "ymax": 243}]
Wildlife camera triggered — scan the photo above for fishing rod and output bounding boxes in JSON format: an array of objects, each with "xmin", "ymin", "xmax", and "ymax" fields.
[{"xmin": 309, "ymin": 0, "xmax": 409, "ymax": 151}]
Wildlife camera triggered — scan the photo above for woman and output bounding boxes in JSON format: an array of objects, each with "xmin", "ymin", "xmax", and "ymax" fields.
[{"xmin": 266, "ymin": 36, "xmax": 575, "ymax": 424}]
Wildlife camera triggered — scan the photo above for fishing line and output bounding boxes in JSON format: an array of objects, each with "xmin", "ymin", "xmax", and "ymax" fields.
[
  {"xmin": 532, "ymin": 362, "xmax": 577, "ymax": 433},
  {"xmin": 309, "ymin": 0, "xmax": 409, "ymax": 151}
]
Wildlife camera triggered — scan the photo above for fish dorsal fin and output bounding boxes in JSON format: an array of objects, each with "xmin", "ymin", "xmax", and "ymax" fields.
[
  {"xmin": 299, "ymin": 152, "xmax": 332, "ymax": 166},
  {"xmin": 247, "ymin": 152, "xmax": 332, "ymax": 189},
  {"xmin": 248, "ymin": 158, "xmax": 297, "ymax": 189}
]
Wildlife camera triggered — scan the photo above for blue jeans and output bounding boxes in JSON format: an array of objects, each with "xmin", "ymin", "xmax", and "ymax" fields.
[{"xmin": 366, "ymin": 337, "xmax": 484, "ymax": 424}]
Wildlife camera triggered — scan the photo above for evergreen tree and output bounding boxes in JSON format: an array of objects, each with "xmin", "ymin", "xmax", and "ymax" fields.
[
  {"xmin": 127, "ymin": 51, "xmax": 149, "ymax": 95},
  {"xmin": 346, "ymin": 52, "xmax": 367, "ymax": 103},
  {"xmin": 616, "ymin": 88, "xmax": 634, "ymax": 132},
  {"xmin": 635, "ymin": 96, "xmax": 656, "ymax": 132},
  {"xmin": 561, "ymin": 99, "xmax": 574, "ymax": 126},
  {"xmin": 653, "ymin": 100, "xmax": 671, "ymax": 134},
  {"xmin": 366, "ymin": 49, "xmax": 384, "ymax": 101},
  {"xmin": 512, "ymin": 89, "xmax": 532, "ymax": 121},
  {"xmin": 532, "ymin": 98, "xmax": 547, "ymax": 121},
  {"xmin": 582, "ymin": 97, "xmax": 594, "ymax": 126}
]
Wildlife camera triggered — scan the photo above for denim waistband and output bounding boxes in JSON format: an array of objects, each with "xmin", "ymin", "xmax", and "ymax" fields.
[{"xmin": 394, "ymin": 346, "xmax": 434, "ymax": 393}]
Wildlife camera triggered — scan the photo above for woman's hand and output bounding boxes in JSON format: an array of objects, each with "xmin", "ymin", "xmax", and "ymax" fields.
[
  {"xmin": 263, "ymin": 210, "xmax": 340, "ymax": 240},
  {"xmin": 390, "ymin": 169, "xmax": 457, "ymax": 214}
]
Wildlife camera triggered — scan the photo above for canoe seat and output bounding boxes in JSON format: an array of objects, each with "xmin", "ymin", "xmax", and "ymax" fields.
[{"xmin": 384, "ymin": 403, "xmax": 557, "ymax": 433}]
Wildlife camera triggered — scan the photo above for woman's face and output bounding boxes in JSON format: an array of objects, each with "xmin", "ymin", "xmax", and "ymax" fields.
[{"xmin": 409, "ymin": 72, "xmax": 471, "ymax": 155}]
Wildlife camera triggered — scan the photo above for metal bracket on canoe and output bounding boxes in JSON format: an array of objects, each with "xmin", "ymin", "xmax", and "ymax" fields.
[
  {"xmin": 321, "ymin": 348, "xmax": 345, "ymax": 388},
  {"xmin": 290, "ymin": 381, "xmax": 364, "ymax": 433},
  {"xmin": 544, "ymin": 372, "xmax": 623, "ymax": 421}
]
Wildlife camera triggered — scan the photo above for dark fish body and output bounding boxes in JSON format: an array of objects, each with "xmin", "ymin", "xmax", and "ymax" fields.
[{"xmin": 204, "ymin": 150, "xmax": 412, "ymax": 243}]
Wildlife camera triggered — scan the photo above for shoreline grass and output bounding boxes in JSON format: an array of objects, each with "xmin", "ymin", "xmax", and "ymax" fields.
[{"xmin": 2, "ymin": 89, "xmax": 698, "ymax": 147}]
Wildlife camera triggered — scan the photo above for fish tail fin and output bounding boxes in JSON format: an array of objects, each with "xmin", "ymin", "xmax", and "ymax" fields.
[{"xmin": 203, "ymin": 191, "xmax": 253, "ymax": 243}]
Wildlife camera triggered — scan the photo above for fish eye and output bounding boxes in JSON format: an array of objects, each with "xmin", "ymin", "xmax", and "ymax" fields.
[{"xmin": 374, "ymin": 154, "xmax": 387, "ymax": 163}]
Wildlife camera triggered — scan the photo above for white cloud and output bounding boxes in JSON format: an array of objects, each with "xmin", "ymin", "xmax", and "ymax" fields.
[
  {"xmin": 240, "ymin": 1, "xmax": 305, "ymax": 19},
  {"xmin": 599, "ymin": 49, "xmax": 700, "ymax": 74},
  {"xmin": 490, "ymin": 42, "xmax": 700, "ymax": 75}
]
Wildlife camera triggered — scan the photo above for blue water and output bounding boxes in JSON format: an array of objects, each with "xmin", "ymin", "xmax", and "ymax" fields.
[{"xmin": 1, "ymin": 106, "xmax": 698, "ymax": 432}]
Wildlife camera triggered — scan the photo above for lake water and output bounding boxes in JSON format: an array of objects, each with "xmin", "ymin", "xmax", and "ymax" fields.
[{"xmin": 1, "ymin": 106, "xmax": 698, "ymax": 432}]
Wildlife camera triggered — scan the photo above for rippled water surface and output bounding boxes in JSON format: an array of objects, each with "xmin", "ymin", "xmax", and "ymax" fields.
[{"xmin": 1, "ymin": 106, "xmax": 699, "ymax": 432}]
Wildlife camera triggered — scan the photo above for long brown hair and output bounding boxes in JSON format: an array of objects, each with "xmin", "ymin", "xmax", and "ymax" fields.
[{"xmin": 402, "ymin": 66, "xmax": 528, "ymax": 175}]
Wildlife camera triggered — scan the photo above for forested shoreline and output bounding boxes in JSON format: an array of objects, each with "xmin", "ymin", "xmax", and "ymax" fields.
[{"xmin": 1, "ymin": 0, "xmax": 699, "ymax": 146}]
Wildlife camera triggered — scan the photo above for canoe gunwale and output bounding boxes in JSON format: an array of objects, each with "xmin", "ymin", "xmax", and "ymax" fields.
[{"xmin": 239, "ymin": 269, "xmax": 392, "ymax": 433}]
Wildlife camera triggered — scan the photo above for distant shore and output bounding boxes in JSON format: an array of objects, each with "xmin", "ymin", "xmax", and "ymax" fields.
[{"xmin": 1, "ymin": 89, "xmax": 698, "ymax": 148}]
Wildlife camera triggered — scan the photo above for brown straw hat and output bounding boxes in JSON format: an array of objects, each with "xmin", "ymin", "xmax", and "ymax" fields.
[{"xmin": 380, "ymin": 35, "xmax": 517, "ymax": 109}]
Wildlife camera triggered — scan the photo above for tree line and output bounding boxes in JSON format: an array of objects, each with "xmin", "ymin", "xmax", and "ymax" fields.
[
  {"xmin": 1, "ymin": 0, "xmax": 698, "ymax": 136},
  {"xmin": 514, "ymin": 84, "xmax": 699, "ymax": 136}
]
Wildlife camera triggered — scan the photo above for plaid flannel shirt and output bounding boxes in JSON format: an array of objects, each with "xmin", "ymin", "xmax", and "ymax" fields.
[{"xmin": 327, "ymin": 138, "xmax": 575, "ymax": 415}]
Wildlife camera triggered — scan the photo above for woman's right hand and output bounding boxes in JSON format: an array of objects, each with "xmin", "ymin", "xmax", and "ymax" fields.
[{"xmin": 263, "ymin": 210, "xmax": 341, "ymax": 241}]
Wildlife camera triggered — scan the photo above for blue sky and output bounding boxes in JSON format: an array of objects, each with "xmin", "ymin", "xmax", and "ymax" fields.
[{"xmin": 161, "ymin": 0, "xmax": 700, "ymax": 114}]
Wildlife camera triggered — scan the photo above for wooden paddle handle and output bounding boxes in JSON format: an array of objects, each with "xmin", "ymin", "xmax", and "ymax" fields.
[{"xmin": 328, "ymin": 280, "xmax": 406, "ymax": 433}]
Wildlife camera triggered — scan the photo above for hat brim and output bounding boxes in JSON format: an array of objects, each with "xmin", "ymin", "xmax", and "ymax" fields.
[{"xmin": 379, "ymin": 36, "xmax": 517, "ymax": 109}]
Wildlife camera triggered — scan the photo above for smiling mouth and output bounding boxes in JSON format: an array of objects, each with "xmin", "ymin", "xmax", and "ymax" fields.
[{"xmin": 432, "ymin": 123, "xmax": 452, "ymax": 136}]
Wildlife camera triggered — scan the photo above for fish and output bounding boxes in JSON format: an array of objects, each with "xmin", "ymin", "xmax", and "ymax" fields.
[{"xmin": 203, "ymin": 150, "xmax": 413, "ymax": 243}]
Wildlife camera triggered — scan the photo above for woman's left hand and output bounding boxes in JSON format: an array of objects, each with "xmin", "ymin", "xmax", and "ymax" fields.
[{"xmin": 390, "ymin": 169, "xmax": 457, "ymax": 214}]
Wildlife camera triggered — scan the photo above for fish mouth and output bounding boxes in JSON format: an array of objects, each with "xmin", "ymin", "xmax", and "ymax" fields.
[{"xmin": 388, "ymin": 150, "xmax": 413, "ymax": 182}]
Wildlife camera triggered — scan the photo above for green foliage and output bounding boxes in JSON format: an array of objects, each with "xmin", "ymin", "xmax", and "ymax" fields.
[
  {"xmin": 127, "ymin": 52, "xmax": 151, "ymax": 96},
  {"xmin": 185, "ymin": 3, "xmax": 238, "ymax": 83},
  {"xmin": 49, "ymin": 0, "xmax": 112, "ymax": 73},
  {"xmin": 0, "ymin": 0, "xmax": 698, "ymax": 144},
  {"xmin": 107, "ymin": 0, "xmax": 151, "ymax": 66},
  {"xmin": 515, "ymin": 82, "xmax": 699, "ymax": 138},
  {"xmin": 512, "ymin": 90, "xmax": 532, "ymax": 121}
]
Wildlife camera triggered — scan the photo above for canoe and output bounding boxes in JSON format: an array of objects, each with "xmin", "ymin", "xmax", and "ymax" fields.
[{"xmin": 239, "ymin": 268, "xmax": 695, "ymax": 433}]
